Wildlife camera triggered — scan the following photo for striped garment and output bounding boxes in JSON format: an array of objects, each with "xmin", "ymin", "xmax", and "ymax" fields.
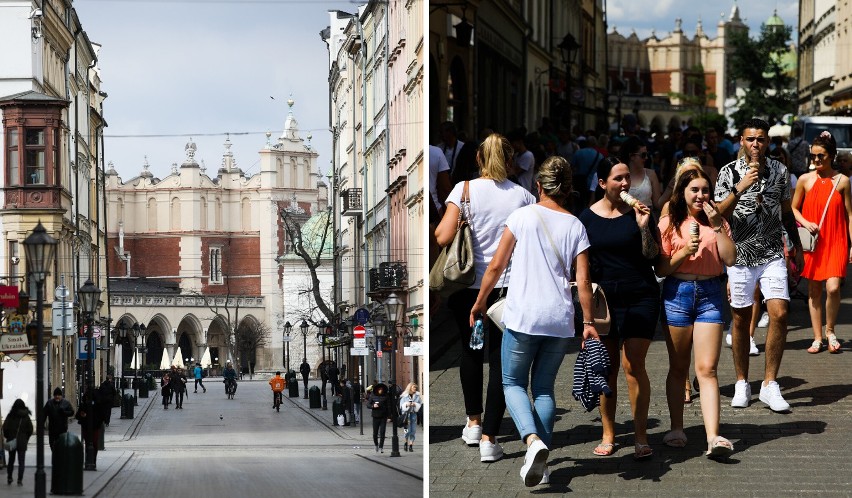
[{"xmin": 572, "ymin": 339, "xmax": 613, "ymax": 412}]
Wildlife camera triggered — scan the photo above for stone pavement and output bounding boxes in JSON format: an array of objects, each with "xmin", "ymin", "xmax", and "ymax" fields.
[
  {"xmin": 429, "ymin": 277, "xmax": 852, "ymax": 496},
  {"xmin": 2, "ymin": 377, "xmax": 421, "ymax": 497}
]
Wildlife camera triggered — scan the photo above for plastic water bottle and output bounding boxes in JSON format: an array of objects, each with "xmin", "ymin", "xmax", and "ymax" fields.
[{"xmin": 470, "ymin": 315, "xmax": 485, "ymax": 350}]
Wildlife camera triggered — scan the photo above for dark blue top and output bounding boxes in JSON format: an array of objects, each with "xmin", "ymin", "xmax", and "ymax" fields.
[{"xmin": 578, "ymin": 208, "xmax": 657, "ymax": 287}]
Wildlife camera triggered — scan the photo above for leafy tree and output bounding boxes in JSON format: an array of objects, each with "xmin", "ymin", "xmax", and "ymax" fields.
[{"xmin": 727, "ymin": 23, "xmax": 796, "ymax": 125}]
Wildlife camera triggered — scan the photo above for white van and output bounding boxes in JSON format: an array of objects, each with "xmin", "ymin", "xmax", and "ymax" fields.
[{"xmin": 797, "ymin": 116, "xmax": 852, "ymax": 157}]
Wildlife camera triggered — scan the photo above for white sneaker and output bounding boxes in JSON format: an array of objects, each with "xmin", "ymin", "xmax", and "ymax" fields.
[
  {"xmin": 479, "ymin": 440, "xmax": 504, "ymax": 462},
  {"xmin": 759, "ymin": 381, "xmax": 791, "ymax": 412},
  {"xmin": 461, "ymin": 418, "xmax": 482, "ymax": 446},
  {"xmin": 724, "ymin": 330, "xmax": 732, "ymax": 348},
  {"xmin": 519, "ymin": 439, "xmax": 549, "ymax": 487},
  {"xmin": 539, "ymin": 466, "xmax": 550, "ymax": 485},
  {"xmin": 731, "ymin": 379, "xmax": 751, "ymax": 408},
  {"xmin": 757, "ymin": 312, "xmax": 770, "ymax": 328},
  {"xmin": 749, "ymin": 337, "xmax": 759, "ymax": 356}
]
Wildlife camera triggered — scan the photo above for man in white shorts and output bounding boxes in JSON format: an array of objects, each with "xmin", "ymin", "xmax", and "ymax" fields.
[{"xmin": 714, "ymin": 118, "xmax": 804, "ymax": 413}]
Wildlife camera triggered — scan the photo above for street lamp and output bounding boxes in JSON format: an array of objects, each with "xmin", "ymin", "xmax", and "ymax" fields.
[
  {"xmin": 300, "ymin": 319, "xmax": 309, "ymax": 398},
  {"xmin": 558, "ymin": 33, "xmax": 581, "ymax": 132},
  {"xmin": 78, "ymin": 278, "xmax": 101, "ymax": 471},
  {"xmin": 384, "ymin": 292, "xmax": 405, "ymax": 458},
  {"xmin": 133, "ymin": 322, "xmax": 147, "ymax": 399},
  {"xmin": 283, "ymin": 321, "xmax": 292, "ymax": 373},
  {"xmin": 23, "ymin": 221, "xmax": 57, "ymax": 498},
  {"xmin": 115, "ymin": 323, "xmax": 130, "ymax": 419},
  {"xmin": 318, "ymin": 319, "xmax": 328, "ymax": 410}
]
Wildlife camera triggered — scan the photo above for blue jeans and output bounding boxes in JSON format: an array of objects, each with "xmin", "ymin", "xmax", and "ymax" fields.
[
  {"xmin": 662, "ymin": 277, "xmax": 725, "ymax": 327},
  {"xmin": 501, "ymin": 329, "xmax": 571, "ymax": 447},
  {"xmin": 404, "ymin": 412, "xmax": 417, "ymax": 441}
]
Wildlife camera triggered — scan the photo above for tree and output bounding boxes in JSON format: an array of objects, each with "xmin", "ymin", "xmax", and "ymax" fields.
[
  {"xmin": 233, "ymin": 320, "xmax": 270, "ymax": 379},
  {"xmin": 668, "ymin": 64, "xmax": 726, "ymax": 131},
  {"xmin": 728, "ymin": 23, "xmax": 796, "ymax": 125},
  {"xmin": 279, "ymin": 202, "xmax": 334, "ymax": 326}
]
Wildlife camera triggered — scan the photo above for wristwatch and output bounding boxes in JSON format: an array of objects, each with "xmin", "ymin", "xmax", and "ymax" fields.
[{"xmin": 731, "ymin": 185, "xmax": 742, "ymax": 197}]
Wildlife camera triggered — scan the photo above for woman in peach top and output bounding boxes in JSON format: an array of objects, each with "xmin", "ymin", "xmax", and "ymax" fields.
[{"xmin": 656, "ymin": 168, "xmax": 737, "ymax": 459}]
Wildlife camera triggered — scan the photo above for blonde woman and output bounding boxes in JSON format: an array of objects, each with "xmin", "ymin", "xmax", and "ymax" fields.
[
  {"xmin": 435, "ymin": 133, "xmax": 536, "ymax": 462},
  {"xmin": 399, "ymin": 383, "xmax": 422, "ymax": 452}
]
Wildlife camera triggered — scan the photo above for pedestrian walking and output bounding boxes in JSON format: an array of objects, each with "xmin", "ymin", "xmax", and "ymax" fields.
[
  {"xmin": 43, "ymin": 387, "xmax": 75, "ymax": 450},
  {"xmin": 656, "ymin": 167, "xmax": 736, "ymax": 459},
  {"xmin": 367, "ymin": 383, "xmax": 390, "ymax": 453},
  {"xmin": 337, "ymin": 379, "xmax": 350, "ymax": 424},
  {"xmin": 351, "ymin": 379, "xmax": 363, "ymax": 424},
  {"xmin": 3, "ymin": 399, "xmax": 34, "ymax": 486},
  {"xmin": 75, "ymin": 389, "xmax": 104, "ymax": 471},
  {"xmin": 99, "ymin": 375, "xmax": 117, "ymax": 426},
  {"xmin": 161, "ymin": 372, "xmax": 172, "ymax": 409},
  {"xmin": 434, "ymin": 132, "xmax": 536, "ymax": 463},
  {"xmin": 579, "ymin": 156, "xmax": 661, "ymax": 460},
  {"xmin": 714, "ymin": 117, "xmax": 804, "ymax": 412},
  {"xmin": 172, "ymin": 369, "xmax": 188, "ymax": 409},
  {"xmin": 622, "ymin": 136, "xmax": 663, "ymax": 212},
  {"xmin": 398, "ymin": 383, "xmax": 422, "ymax": 452},
  {"xmin": 327, "ymin": 363, "xmax": 340, "ymax": 396},
  {"xmin": 471, "ymin": 155, "xmax": 599, "ymax": 486},
  {"xmin": 193, "ymin": 363, "xmax": 207, "ymax": 393},
  {"xmin": 791, "ymin": 131, "xmax": 852, "ymax": 354},
  {"xmin": 299, "ymin": 359, "xmax": 310, "ymax": 397},
  {"xmin": 320, "ymin": 361, "xmax": 329, "ymax": 396}
]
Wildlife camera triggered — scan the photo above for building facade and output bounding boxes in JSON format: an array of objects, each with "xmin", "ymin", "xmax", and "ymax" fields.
[
  {"xmin": 0, "ymin": 0, "xmax": 108, "ymax": 414},
  {"xmin": 105, "ymin": 101, "xmax": 332, "ymax": 377},
  {"xmin": 798, "ymin": 0, "xmax": 852, "ymax": 115}
]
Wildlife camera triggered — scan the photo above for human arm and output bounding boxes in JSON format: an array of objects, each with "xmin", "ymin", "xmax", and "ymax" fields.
[
  {"xmin": 469, "ymin": 227, "xmax": 516, "ymax": 327},
  {"xmin": 649, "ymin": 170, "xmax": 664, "ymax": 211},
  {"xmin": 436, "ymin": 171, "xmax": 452, "ymax": 210},
  {"xmin": 781, "ymin": 198, "xmax": 804, "ymax": 271},
  {"xmin": 842, "ymin": 177, "xmax": 852, "ymax": 262},
  {"xmin": 659, "ymin": 177, "xmax": 675, "ymax": 207},
  {"xmin": 573, "ymin": 251, "xmax": 600, "ymax": 342},
  {"xmin": 705, "ymin": 202, "xmax": 736, "ymax": 266},
  {"xmin": 791, "ymin": 176, "xmax": 818, "ymax": 232},
  {"xmin": 715, "ymin": 166, "xmax": 760, "ymax": 219},
  {"xmin": 634, "ymin": 206, "xmax": 659, "ymax": 260},
  {"xmin": 434, "ymin": 202, "xmax": 461, "ymax": 247}
]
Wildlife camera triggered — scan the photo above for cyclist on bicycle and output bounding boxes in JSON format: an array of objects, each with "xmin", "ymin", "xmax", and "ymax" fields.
[
  {"xmin": 223, "ymin": 361, "xmax": 237, "ymax": 395},
  {"xmin": 269, "ymin": 371, "xmax": 286, "ymax": 409}
]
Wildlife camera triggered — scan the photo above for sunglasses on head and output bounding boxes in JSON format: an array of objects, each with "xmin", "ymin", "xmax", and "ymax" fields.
[{"xmin": 809, "ymin": 153, "xmax": 828, "ymax": 161}]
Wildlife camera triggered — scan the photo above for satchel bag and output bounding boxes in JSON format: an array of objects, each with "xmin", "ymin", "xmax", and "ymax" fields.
[
  {"xmin": 4, "ymin": 419, "xmax": 22, "ymax": 452},
  {"xmin": 799, "ymin": 175, "xmax": 839, "ymax": 252},
  {"xmin": 532, "ymin": 207, "xmax": 611, "ymax": 336},
  {"xmin": 429, "ymin": 181, "xmax": 475, "ymax": 296},
  {"xmin": 485, "ymin": 248, "xmax": 514, "ymax": 332}
]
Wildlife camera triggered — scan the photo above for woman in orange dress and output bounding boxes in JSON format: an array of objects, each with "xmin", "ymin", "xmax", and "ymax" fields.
[{"xmin": 791, "ymin": 131, "xmax": 852, "ymax": 354}]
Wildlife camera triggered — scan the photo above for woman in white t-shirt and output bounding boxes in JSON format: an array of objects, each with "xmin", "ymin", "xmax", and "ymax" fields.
[
  {"xmin": 435, "ymin": 133, "xmax": 536, "ymax": 463},
  {"xmin": 470, "ymin": 156, "xmax": 599, "ymax": 487}
]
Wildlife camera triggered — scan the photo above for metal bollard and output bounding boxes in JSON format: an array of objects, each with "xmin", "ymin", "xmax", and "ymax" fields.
[{"xmin": 51, "ymin": 432, "xmax": 84, "ymax": 495}]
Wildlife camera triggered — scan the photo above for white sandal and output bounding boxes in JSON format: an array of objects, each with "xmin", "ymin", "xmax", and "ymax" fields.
[
  {"xmin": 827, "ymin": 333, "xmax": 841, "ymax": 353},
  {"xmin": 807, "ymin": 340, "xmax": 823, "ymax": 354}
]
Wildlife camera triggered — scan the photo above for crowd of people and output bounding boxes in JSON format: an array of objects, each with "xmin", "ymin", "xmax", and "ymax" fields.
[{"xmin": 431, "ymin": 117, "xmax": 852, "ymax": 487}]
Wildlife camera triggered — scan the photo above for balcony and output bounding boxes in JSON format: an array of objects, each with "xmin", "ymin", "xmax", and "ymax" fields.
[
  {"xmin": 368, "ymin": 261, "xmax": 408, "ymax": 295},
  {"xmin": 341, "ymin": 188, "xmax": 362, "ymax": 217}
]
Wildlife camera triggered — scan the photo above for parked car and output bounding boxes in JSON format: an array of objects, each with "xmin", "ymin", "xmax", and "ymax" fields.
[{"xmin": 797, "ymin": 116, "xmax": 852, "ymax": 156}]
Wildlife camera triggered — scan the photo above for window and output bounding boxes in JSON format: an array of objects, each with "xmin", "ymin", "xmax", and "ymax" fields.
[
  {"xmin": 25, "ymin": 129, "xmax": 46, "ymax": 184},
  {"xmin": 7, "ymin": 129, "xmax": 19, "ymax": 186},
  {"xmin": 210, "ymin": 247, "xmax": 222, "ymax": 284}
]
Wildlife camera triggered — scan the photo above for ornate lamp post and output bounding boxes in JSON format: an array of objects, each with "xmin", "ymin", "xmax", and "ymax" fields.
[
  {"xmin": 23, "ymin": 221, "xmax": 57, "ymax": 498},
  {"xmin": 78, "ymin": 278, "xmax": 101, "ymax": 471},
  {"xmin": 300, "ymin": 319, "xmax": 309, "ymax": 398},
  {"xmin": 283, "ymin": 321, "xmax": 292, "ymax": 372},
  {"xmin": 133, "ymin": 322, "xmax": 147, "ymax": 398},
  {"xmin": 115, "ymin": 322, "xmax": 130, "ymax": 419},
  {"xmin": 318, "ymin": 319, "xmax": 329, "ymax": 410},
  {"xmin": 558, "ymin": 33, "xmax": 581, "ymax": 132},
  {"xmin": 384, "ymin": 292, "xmax": 405, "ymax": 458}
]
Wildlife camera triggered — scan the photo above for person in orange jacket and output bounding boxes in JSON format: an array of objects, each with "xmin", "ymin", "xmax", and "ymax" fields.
[{"xmin": 269, "ymin": 371, "xmax": 286, "ymax": 409}]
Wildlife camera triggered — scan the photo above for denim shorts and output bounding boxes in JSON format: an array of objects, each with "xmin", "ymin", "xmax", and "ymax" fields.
[{"xmin": 662, "ymin": 277, "xmax": 725, "ymax": 327}]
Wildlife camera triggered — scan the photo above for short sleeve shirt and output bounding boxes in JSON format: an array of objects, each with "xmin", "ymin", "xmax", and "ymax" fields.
[
  {"xmin": 658, "ymin": 215, "xmax": 731, "ymax": 277},
  {"xmin": 714, "ymin": 157, "xmax": 790, "ymax": 266}
]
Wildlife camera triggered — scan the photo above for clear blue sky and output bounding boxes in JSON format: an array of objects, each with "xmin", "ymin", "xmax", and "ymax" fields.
[{"xmin": 73, "ymin": 0, "xmax": 357, "ymax": 181}]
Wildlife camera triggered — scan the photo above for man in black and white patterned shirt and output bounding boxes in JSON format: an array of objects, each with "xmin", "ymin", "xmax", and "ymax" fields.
[{"xmin": 714, "ymin": 118, "xmax": 804, "ymax": 413}]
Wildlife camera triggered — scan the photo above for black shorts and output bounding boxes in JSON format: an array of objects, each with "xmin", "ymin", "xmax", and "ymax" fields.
[{"xmin": 600, "ymin": 279, "xmax": 660, "ymax": 341}]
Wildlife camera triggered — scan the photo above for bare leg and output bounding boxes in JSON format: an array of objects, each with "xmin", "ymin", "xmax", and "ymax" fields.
[
  {"xmin": 730, "ymin": 306, "xmax": 753, "ymax": 381},
  {"xmin": 622, "ymin": 338, "xmax": 652, "ymax": 445},
  {"xmin": 664, "ymin": 324, "xmax": 693, "ymax": 431},
  {"xmin": 824, "ymin": 277, "xmax": 842, "ymax": 333},
  {"xmin": 749, "ymin": 286, "xmax": 761, "ymax": 340},
  {"xmin": 763, "ymin": 299, "xmax": 789, "ymax": 383},
  {"xmin": 598, "ymin": 336, "xmax": 621, "ymax": 446},
  {"xmin": 693, "ymin": 322, "xmax": 724, "ymax": 442},
  {"xmin": 807, "ymin": 280, "xmax": 825, "ymax": 343}
]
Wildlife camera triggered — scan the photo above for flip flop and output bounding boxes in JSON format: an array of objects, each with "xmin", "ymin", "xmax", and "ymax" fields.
[
  {"xmin": 807, "ymin": 340, "xmax": 823, "ymax": 354},
  {"xmin": 828, "ymin": 334, "xmax": 841, "ymax": 354},
  {"xmin": 592, "ymin": 443, "xmax": 615, "ymax": 456},
  {"xmin": 706, "ymin": 436, "xmax": 734, "ymax": 459},
  {"xmin": 663, "ymin": 429, "xmax": 688, "ymax": 448},
  {"xmin": 634, "ymin": 443, "xmax": 653, "ymax": 460}
]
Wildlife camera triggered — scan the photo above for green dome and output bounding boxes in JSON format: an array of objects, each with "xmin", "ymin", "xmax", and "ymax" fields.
[
  {"xmin": 766, "ymin": 9, "xmax": 784, "ymax": 27},
  {"xmin": 280, "ymin": 209, "xmax": 333, "ymax": 260}
]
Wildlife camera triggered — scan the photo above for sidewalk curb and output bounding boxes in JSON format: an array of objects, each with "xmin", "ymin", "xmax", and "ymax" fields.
[{"xmin": 355, "ymin": 453, "xmax": 424, "ymax": 481}]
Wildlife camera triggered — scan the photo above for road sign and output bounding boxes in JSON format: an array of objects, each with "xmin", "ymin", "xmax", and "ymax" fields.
[
  {"xmin": 0, "ymin": 333, "xmax": 31, "ymax": 361},
  {"xmin": 78, "ymin": 337, "xmax": 96, "ymax": 361},
  {"xmin": 354, "ymin": 307, "xmax": 370, "ymax": 324},
  {"xmin": 353, "ymin": 325, "xmax": 366, "ymax": 348},
  {"xmin": 376, "ymin": 350, "xmax": 383, "ymax": 358},
  {"xmin": 350, "ymin": 347, "xmax": 369, "ymax": 356},
  {"xmin": 406, "ymin": 341, "xmax": 424, "ymax": 356},
  {"xmin": 51, "ymin": 301, "xmax": 75, "ymax": 336},
  {"xmin": 282, "ymin": 335, "xmax": 293, "ymax": 342}
]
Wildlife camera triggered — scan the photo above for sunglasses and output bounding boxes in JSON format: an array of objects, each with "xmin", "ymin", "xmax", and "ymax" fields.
[{"xmin": 809, "ymin": 153, "xmax": 828, "ymax": 161}]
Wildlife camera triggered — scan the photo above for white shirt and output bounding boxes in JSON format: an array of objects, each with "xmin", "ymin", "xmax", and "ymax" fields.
[
  {"xmin": 514, "ymin": 150, "xmax": 536, "ymax": 194},
  {"xmin": 502, "ymin": 205, "xmax": 590, "ymax": 337},
  {"xmin": 429, "ymin": 145, "xmax": 450, "ymax": 210},
  {"xmin": 446, "ymin": 179, "xmax": 536, "ymax": 288}
]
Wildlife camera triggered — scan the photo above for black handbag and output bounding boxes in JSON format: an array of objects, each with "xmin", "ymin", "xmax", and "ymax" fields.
[{"xmin": 429, "ymin": 181, "xmax": 475, "ymax": 296}]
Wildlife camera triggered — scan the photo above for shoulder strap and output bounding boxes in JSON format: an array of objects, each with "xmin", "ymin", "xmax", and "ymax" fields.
[
  {"xmin": 816, "ymin": 175, "xmax": 841, "ymax": 230},
  {"xmin": 531, "ymin": 206, "xmax": 569, "ymax": 278}
]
